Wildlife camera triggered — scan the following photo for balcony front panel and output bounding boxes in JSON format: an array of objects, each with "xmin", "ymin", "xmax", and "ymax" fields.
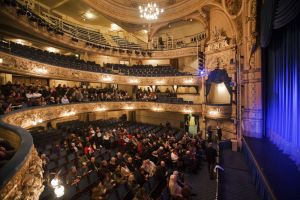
[{"xmin": 0, "ymin": 52, "xmax": 200, "ymax": 86}]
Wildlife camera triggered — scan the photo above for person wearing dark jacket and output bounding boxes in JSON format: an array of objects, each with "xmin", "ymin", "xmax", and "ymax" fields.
[{"xmin": 205, "ymin": 143, "xmax": 218, "ymax": 179}]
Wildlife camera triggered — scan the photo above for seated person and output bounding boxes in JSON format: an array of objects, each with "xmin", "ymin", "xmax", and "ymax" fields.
[{"xmin": 66, "ymin": 166, "xmax": 81, "ymax": 185}]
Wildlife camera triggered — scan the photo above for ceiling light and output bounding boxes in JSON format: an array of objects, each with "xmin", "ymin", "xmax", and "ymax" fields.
[
  {"xmin": 183, "ymin": 79, "xmax": 194, "ymax": 84},
  {"xmin": 14, "ymin": 39, "xmax": 26, "ymax": 45},
  {"xmin": 111, "ymin": 23, "xmax": 120, "ymax": 31},
  {"xmin": 139, "ymin": 2, "xmax": 164, "ymax": 20},
  {"xmin": 33, "ymin": 67, "xmax": 48, "ymax": 74},
  {"xmin": 83, "ymin": 11, "xmax": 96, "ymax": 19},
  {"xmin": 45, "ymin": 47, "xmax": 59, "ymax": 53}
]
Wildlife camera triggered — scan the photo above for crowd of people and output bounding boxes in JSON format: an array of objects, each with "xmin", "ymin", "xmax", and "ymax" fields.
[
  {"xmin": 39, "ymin": 120, "xmax": 216, "ymax": 200},
  {"xmin": 0, "ymin": 82, "xmax": 131, "ymax": 114}
]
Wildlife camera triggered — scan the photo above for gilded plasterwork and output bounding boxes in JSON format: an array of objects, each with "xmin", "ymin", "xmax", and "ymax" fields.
[{"xmin": 0, "ymin": 52, "xmax": 200, "ymax": 86}]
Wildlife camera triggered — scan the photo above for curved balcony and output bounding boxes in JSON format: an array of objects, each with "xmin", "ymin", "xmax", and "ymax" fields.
[
  {"xmin": 0, "ymin": 100, "xmax": 200, "ymax": 197},
  {"xmin": 0, "ymin": 3, "xmax": 198, "ymax": 59},
  {"xmin": 2, "ymin": 101, "xmax": 202, "ymax": 128},
  {"xmin": 0, "ymin": 117, "xmax": 43, "ymax": 199},
  {"xmin": 0, "ymin": 52, "xmax": 200, "ymax": 86}
]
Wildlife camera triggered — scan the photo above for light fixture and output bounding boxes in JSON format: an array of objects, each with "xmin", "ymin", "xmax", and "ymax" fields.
[
  {"xmin": 61, "ymin": 110, "xmax": 76, "ymax": 117},
  {"xmin": 129, "ymin": 79, "xmax": 139, "ymax": 84},
  {"xmin": 208, "ymin": 109, "xmax": 221, "ymax": 117},
  {"xmin": 111, "ymin": 23, "xmax": 120, "ymax": 31},
  {"xmin": 102, "ymin": 75, "xmax": 113, "ymax": 82},
  {"xmin": 51, "ymin": 178, "xmax": 59, "ymax": 187},
  {"xmin": 183, "ymin": 79, "xmax": 194, "ymax": 84},
  {"xmin": 82, "ymin": 11, "xmax": 96, "ymax": 20},
  {"xmin": 124, "ymin": 105, "xmax": 134, "ymax": 110},
  {"xmin": 54, "ymin": 185, "xmax": 64, "ymax": 198},
  {"xmin": 0, "ymin": 58, "xmax": 3, "ymax": 64},
  {"xmin": 14, "ymin": 39, "xmax": 26, "ymax": 45},
  {"xmin": 34, "ymin": 67, "xmax": 48, "ymax": 74},
  {"xmin": 183, "ymin": 108, "xmax": 193, "ymax": 113},
  {"xmin": 139, "ymin": 2, "xmax": 164, "ymax": 20},
  {"xmin": 155, "ymin": 80, "xmax": 165, "ymax": 85},
  {"xmin": 152, "ymin": 106, "xmax": 163, "ymax": 112},
  {"xmin": 95, "ymin": 107, "xmax": 107, "ymax": 112},
  {"xmin": 45, "ymin": 47, "xmax": 60, "ymax": 53}
]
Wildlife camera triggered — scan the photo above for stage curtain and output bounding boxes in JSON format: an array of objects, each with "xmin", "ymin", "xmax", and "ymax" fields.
[
  {"xmin": 260, "ymin": 0, "xmax": 300, "ymax": 47},
  {"xmin": 266, "ymin": 15, "xmax": 300, "ymax": 169}
]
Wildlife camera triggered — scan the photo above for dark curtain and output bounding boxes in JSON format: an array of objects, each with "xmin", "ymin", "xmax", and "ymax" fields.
[
  {"xmin": 260, "ymin": 0, "xmax": 300, "ymax": 47},
  {"xmin": 206, "ymin": 68, "xmax": 232, "ymax": 96},
  {"xmin": 265, "ymin": 15, "xmax": 300, "ymax": 168}
]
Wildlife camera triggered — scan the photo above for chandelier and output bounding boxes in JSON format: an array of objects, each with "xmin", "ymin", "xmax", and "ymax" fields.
[{"xmin": 139, "ymin": 2, "xmax": 164, "ymax": 20}]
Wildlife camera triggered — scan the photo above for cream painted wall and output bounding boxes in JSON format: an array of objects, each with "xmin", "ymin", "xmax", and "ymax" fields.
[
  {"xmin": 49, "ymin": 79, "xmax": 81, "ymax": 87},
  {"xmin": 209, "ymin": 8, "xmax": 235, "ymax": 39},
  {"xmin": 136, "ymin": 110, "xmax": 184, "ymax": 128},
  {"xmin": 0, "ymin": 73, "xmax": 12, "ymax": 84},
  {"xmin": 138, "ymin": 59, "xmax": 170, "ymax": 66},
  {"xmin": 155, "ymin": 21, "xmax": 205, "ymax": 40},
  {"xmin": 89, "ymin": 54, "xmax": 121, "ymax": 65},
  {"xmin": 207, "ymin": 82, "xmax": 231, "ymax": 104},
  {"xmin": 118, "ymin": 85, "xmax": 133, "ymax": 96},
  {"xmin": 177, "ymin": 94, "xmax": 201, "ymax": 104},
  {"xmin": 178, "ymin": 56, "xmax": 198, "ymax": 74},
  {"xmin": 92, "ymin": 110, "xmax": 127, "ymax": 121}
]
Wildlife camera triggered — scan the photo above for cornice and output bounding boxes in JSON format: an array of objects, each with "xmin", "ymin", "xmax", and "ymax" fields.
[{"xmin": 0, "ymin": 52, "xmax": 200, "ymax": 86}]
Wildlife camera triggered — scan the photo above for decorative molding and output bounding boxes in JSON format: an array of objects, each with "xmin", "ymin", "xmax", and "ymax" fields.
[
  {"xmin": 1, "ymin": 102, "xmax": 202, "ymax": 128},
  {"xmin": 0, "ymin": 52, "xmax": 200, "ymax": 86},
  {"xmin": 0, "ymin": 147, "xmax": 44, "ymax": 200},
  {"xmin": 205, "ymin": 104, "xmax": 232, "ymax": 119}
]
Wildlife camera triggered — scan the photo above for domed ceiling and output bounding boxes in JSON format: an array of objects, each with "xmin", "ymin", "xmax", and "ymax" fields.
[
  {"xmin": 109, "ymin": 0, "xmax": 186, "ymax": 8},
  {"xmin": 83, "ymin": 0, "xmax": 207, "ymax": 24}
]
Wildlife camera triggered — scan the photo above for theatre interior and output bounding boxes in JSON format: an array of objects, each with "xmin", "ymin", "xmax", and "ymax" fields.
[{"xmin": 0, "ymin": 0, "xmax": 300, "ymax": 199}]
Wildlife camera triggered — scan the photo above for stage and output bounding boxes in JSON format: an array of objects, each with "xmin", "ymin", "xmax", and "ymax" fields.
[{"xmin": 244, "ymin": 137, "xmax": 300, "ymax": 200}]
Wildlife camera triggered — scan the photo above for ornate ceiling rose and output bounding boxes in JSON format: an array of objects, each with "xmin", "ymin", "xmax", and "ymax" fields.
[{"xmin": 83, "ymin": 0, "xmax": 208, "ymax": 24}]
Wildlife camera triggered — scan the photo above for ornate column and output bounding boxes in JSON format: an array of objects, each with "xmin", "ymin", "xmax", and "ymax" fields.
[{"xmin": 241, "ymin": 0, "xmax": 263, "ymax": 138}]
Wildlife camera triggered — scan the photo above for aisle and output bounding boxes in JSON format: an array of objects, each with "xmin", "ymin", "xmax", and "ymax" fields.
[
  {"xmin": 184, "ymin": 162, "xmax": 217, "ymax": 200},
  {"xmin": 221, "ymin": 149, "xmax": 260, "ymax": 200}
]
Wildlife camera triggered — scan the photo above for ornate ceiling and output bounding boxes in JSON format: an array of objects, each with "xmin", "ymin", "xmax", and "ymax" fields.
[{"xmin": 83, "ymin": 0, "xmax": 208, "ymax": 24}]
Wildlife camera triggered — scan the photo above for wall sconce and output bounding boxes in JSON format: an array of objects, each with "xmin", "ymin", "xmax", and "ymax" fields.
[
  {"xmin": 102, "ymin": 75, "xmax": 113, "ymax": 82},
  {"xmin": 155, "ymin": 80, "xmax": 165, "ymax": 85},
  {"xmin": 183, "ymin": 108, "xmax": 193, "ymax": 113},
  {"xmin": 60, "ymin": 110, "xmax": 76, "ymax": 117},
  {"xmin": 95, "ymin": 107, "xmax": 107, "ymax": 112},
  {"xmin": 33, "ymin": 67, "xmax": 48, "ymax": 74},
  {"xmin": 183, "ymin": 79, "xmax": 194, "ymax": 84},
  {"xmin": 124, "ymin": 105, "xmax": 134, "ymax": 110},
  {"xmin": 152, "ymin": 106, "xmax": 163, "ymax": 112},
  {"xmin": 208, "ymin": 108, "xmax": 221, "ymax": 117},
  {"xmin": 129, "ymin": 79, "xmax": 139, "ymax": 84},
  {"xmin": 0, "ymin": 58, "xmax": 3, "ymax": 64}
]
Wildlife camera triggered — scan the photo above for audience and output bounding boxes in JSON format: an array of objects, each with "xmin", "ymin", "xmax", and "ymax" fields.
[{"xmin": 37, "ymin": 119, "xmax": 205, "ymax": 199}]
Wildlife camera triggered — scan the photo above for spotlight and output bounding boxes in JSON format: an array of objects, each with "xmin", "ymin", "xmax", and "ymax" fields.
[
  {"xmin": 51, "ymin": 178, "xmax": 59, "ymax": 187},
  {"xmin": 54, "ymin": 185, "xmax": 64, "ymax": 198}
]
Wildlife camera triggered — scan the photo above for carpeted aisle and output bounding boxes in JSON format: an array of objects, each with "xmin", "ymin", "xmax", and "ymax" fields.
[
  {"xmin": 184, "ymin": 162, "xmax": 217, "ymax": 200},
  {"xmin": 221, "ymin": 149, "xmax": 260, "ymax": 200}
]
